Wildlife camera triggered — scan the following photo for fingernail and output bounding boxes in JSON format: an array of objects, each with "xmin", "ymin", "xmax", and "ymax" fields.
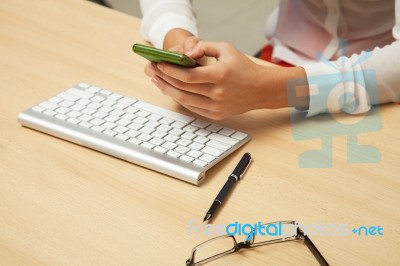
[
  {"xmin": 151, "ymin": 76, "xmax": 159, "ymax": 85},
  {"xmin": 149, "ymin": 62, "xmax": 156, "ymax": 70}
]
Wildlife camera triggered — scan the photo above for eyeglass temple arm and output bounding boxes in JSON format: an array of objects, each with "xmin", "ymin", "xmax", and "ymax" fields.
[{"xmin": 297, "ymin": 228, "xmax": 330, "ymax": 266}]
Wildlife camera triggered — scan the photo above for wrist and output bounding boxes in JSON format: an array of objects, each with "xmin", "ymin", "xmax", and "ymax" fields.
[{"xmin": 256, "ymin": 66, "xmax": 309, "ymax": 109}]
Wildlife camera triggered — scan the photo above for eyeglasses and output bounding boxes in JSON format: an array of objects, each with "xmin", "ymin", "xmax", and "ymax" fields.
[{"xmin": 186, "ymin": 220, "xmax": 329, "ymax": 266}]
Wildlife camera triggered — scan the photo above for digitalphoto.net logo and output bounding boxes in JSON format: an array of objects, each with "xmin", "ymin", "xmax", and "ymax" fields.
[{"xmin": 188, "ymin": 219, "xmax": 383, "ymax": 241}]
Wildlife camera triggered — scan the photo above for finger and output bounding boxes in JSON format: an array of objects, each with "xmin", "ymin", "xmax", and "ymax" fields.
[
  {"xmin": 144, "ymin": 62, "xmax": 157, "ymax": 77},
  {"xmin": 153, "ymin": 67, "xmax": 214, "ymax": 96},
  {"xmin": 183, "ymin": 36, "xmax": 200, "ymax": 54},
  {"xmin": 156, "ymin": 62, "xmax": 222, "ymax": 84},
  {"xmin": 152, "ymin": 75, "xmax": 211, "ymax": 108},
  {"xmin": 186, "ymin": 41, "xmax": 226, "ymax": 60}
]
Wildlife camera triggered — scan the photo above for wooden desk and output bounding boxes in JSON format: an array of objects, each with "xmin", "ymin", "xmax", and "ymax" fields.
[{"xmin": 1, "ymin": 0, "xmax": 399, "ymax": 265}]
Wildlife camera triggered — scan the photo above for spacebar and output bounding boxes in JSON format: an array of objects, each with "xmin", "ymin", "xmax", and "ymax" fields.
[{"xmin": 133, "ymin": 101, "xmax": 195, "ymax": 123}]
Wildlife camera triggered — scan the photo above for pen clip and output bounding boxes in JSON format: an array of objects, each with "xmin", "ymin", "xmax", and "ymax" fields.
[{"xmin": 239, "ymin": 158, "xmax": 253, "ymax": 180}]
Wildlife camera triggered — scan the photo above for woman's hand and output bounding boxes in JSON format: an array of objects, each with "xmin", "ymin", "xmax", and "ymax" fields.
[{"xmin": 146, "ymin": 41, "xmax": 307, "ymax": 120}]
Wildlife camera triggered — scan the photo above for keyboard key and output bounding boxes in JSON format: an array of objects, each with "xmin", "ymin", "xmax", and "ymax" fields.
[
  {"xmin": 86, "ymin": 86, "xmax": 100, "ymax": 93},
  {"xmin": 180, "ymin": 155, "xmax": 194, "ymax": 163},
  {"xmin": 174, "ymin": 145, "xmax": 190, "ymax": 154},
  {"xmin": 152, "ymin": 130, "xmax": 167, "ymax": 139},
  {"xmin": 195, "ymin": 129, "xmax": 211, "ymax": 137},
  {"xmin": 182, "ymin": 132, "xmax": 196, "ymax": 140},
  {"xmin": 137, "ymin": 134, "xmax": 152, "ymax": 142},
  {"xmin": 188, "ymin": 142, "xmax": 204, "ymax": 151},
  {"xmin": 43, "ymin": 110, "xmax": 56, "ymax": 116},
  {"xmin": 183, "ymin": 125, "xmax": 199, "ymax": 133},
  {"xmin": 90, "ymin": 118, "xmax": 105, "ymax": 126},
  {"xmin": 202, "ymin": 146, "xmax": 224, "ymax": 157},
  {"xmin": 128, "ymin": 138, "xmax": 142, "ymax": 145},
  {"xmin": 160, "ymin": 117, "xmax": 174, "ymax": 125},
  {"xmin": 206, "ymin": 140, "xmax": 231, "ymax": 151},
  {"xmin": 140, "ymin": 126, "xmax": 155, "ymax": 134},
  {"xmin": 199, "ymin": 154, "xmax": 216, "ymax": 163},
  {"xmin": 148, "ymin": 113, "xmax": 162, "ymax": 121},
  {"xmin": 78, "ymin": 82, "xmax": 90, "ymax": 89},
  {"xmin": 176, "ymin": 138, "xmax": 191, "ymax": 146},
  {"xmin": 136, "ymin": 110, "xmax": 150, "ymax": 117},
  {"xmin": 32, "ymin": 106, "xmax": 45, "ymax": 112},
  {"xmin": 208, "ymin": 133, "xmax": 239, "ymax": 146},
  {"xmin": 55, "ymin": 114, "xmax": 68, "ymax": 120},
  {"xmin": 39, "ymin": 101, "xmax": 58, "ymax": 110},
  {"xmin": 133, "ymin": 117, "xmax": 148, "ymax": 124},
  {"xmin": 206, "ymin": 124, "xmax": 223, "ymax": 132},
  {"xmin": 56, "ymin": 107, "xmax": 71, "ymax": 114},
  {"xmin": 149, "ymin": 138, "xmax": 165, "ymax": 146},
  {"xmin": 48, "ymin": 96, "xmax": 63, "ymax": 104},
  {"xmin": 118, "ymin": 97, "xmax": 136, "ymax": 105},
  {"xmin": 59, "ymin": 100, "xmax": 74, "ymax": 108},
  {"xmin": 79, "ymin": 114, "xmax": 93, "ymax": 122},
  {"xmin": 93, "ymin": 111, "xmax": 108, "ymax": 119},
  {"xmin": 191, "ymin": 119, "xmax": 210, "ymax": 128},
  {"xmin": 154, "ymin": 146, "xmax": 168, "ymax": 154},
  {"xmin": 58, "ymin": 92, "xmax": 79, "ymax": 102},
  {"xmin": 113, "ymin": 126, "xmax": 128, "ymax": 134},
  {"xmin": 219, "ymin": 128, "xmax": 236, "ymax": 137},
  {"xmin": 193, "ymin": 136, "xmax": 209, "ymax": 144},
  {"xmin": 116, "ymin": 119, "xmax": 131, "ymax": 127},
  {"xmin": 193, "ymin": 159, "xmax": 208, "ymax": 167},
  {"xmin": 162, "ymin": 142, "xmax": 178, "ymax": 150},
  {"xmin": 67, "ymin": 117, "xmax": 80, "ymax": 124},
  {"xmin": 99, "ymin": 89, "xmax": 112, "ymax": 96},
  {"xmin": 140, "ymin": 142, "xmax": 155, "ymax": 149},
  {"xmin": 104, "ymin": 129, "xmax": 117, "ymax": 136},
  {"xmin": 116, "ymin": 134, "xmax": 129, "ymax": 141},
  {"xmin": 80, "ymin": 121, "xmax": 92, "ymax": 128},
  {"xmin": 105, "ymin": 115, "xmax": 119, "ymax": 123},
  {"xmin": 157, "ymin": 124, "xmax": 172, "ymax": 132},
  {"xmin": 164, "ymin": 134, "xmax": 179, "ymax": 143},
  {"xmin": 187, "ymin": 150, "xmax": 203, "ymax": 159},
  {"xmin": 167, "ymin": 150, "xmax": 180, "ymax": 158},
  {"xmin": 128, "ymin": 122, "xmax": 143, "ymax": 131},
  {"xmin": 70, "ymin": 104, "xmax": 85, "ymax": 111},
  {"xmin": 231, "ymin": 131, "xmax": 248, "ymax": 141},
  {"xmin": 102, "ymin": 122, "xmax": 116, "ymax": 130},
  {"xmin": 113, "ymin": 102, "xmax": 129, "ymax": 110},
  {"xmin": 66, "ymin": 88, "xmax": 92, "ymax": 99},
  {"xmin": 126, "ymin": 130, "xmax": 140, "ymax": 138},
  {"xmin": 91, "ymin": 95, "xmax": 105, "ymax": 103},
  {"xmin": 109, "ymin": 93, "xmax": 123, "ymax": 101},
  {"xmin": 171, "ymin": 121, "xmax": 186, "ymax": 129}
]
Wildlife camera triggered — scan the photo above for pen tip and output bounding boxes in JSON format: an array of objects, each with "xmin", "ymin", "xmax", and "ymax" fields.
[{"xmin": 203, "ymin": 213, "xmax": 211, "ymax": 222}]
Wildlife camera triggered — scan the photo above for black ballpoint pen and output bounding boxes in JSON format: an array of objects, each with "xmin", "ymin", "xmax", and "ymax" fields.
[{"xmin": 203, "ymin": 153, "xmax": 252, "ymax": 222}]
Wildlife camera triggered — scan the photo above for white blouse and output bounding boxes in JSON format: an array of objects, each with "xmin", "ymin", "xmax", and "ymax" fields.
[{"xmin": 139, "ymin": 0, "xmax": 400, "ymax": 116}]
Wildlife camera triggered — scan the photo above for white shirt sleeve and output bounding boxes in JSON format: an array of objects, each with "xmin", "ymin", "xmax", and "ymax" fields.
[
  {"xmin": 302, "ymin": 0, "xmax": 400, "ymax": 117},
  {"xmin": 139, "ymin": 0, "xmax": 198, "ymax": 48}
]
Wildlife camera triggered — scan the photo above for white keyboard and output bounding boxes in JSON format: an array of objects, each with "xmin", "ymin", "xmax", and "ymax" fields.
[{"xmin": 18, "ymin": 83, "xmax": 250, "ymax": 185}]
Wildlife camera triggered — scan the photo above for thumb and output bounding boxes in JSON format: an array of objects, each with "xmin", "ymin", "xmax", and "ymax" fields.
[
  {"xmin": 186, "ymin": 41, "xmax": 223, "ymax": 60},
  {"xmin": 183, "ymin": 36, "xmax": 200, "ymax": 54}
]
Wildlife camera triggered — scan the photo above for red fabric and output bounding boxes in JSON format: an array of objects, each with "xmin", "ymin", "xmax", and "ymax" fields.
[{"xmin": 259, "ymin": 45, "xmax": 293, "ymax": 67}]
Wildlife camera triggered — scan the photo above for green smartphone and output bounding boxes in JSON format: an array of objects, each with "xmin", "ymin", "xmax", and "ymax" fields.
[{"xmin": 132, "ymin": 43, "xmax": 198, "ymax": 68}]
